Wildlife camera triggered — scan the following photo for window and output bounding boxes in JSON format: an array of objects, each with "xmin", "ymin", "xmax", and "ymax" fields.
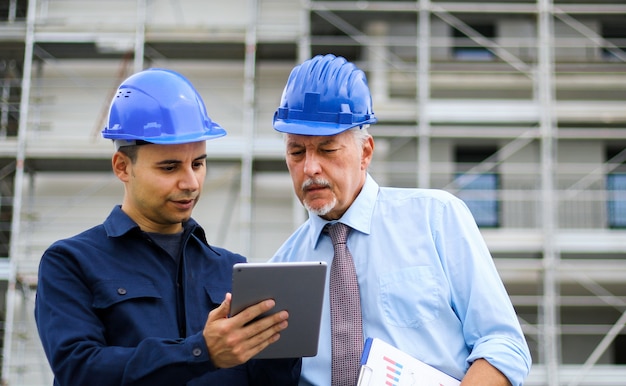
[
  {"xmin": 601, "ymin": 23, "xmax": 626, "ymax": 62},
  {"xmin": 455, "ymin": 146, "xmax": 500, "ymax": 228},
  {"xmin": 607, "ymin": 174, "xmax": 626, "ymax": 228},
  {"xmin": 455, "ymin": 173, "xmax": 499, "ymax": 228},
  {"xmin": 606, "ymin": 147, "xmax": 626, "ymax": 229},
  {"xmin": 453, "ymin": 23, "xmax": 495, "ymax": 61},
  {"xmin": 615, "ymin": 335, "xmax": 626, "ymax": 364}
]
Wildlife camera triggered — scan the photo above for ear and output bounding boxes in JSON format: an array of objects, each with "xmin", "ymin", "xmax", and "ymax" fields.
[
  {"xmin": 112, "ymin": 151, "xmax": 131, "ymax": 182},
  {"xmin": 360, "ymin": 135, "xmax": 374, "ymax": 171}
]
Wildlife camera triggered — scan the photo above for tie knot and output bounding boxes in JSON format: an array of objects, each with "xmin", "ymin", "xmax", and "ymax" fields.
[{"xmin": 325, "ymin": 222, "xmax": 350, "ymax": 246}]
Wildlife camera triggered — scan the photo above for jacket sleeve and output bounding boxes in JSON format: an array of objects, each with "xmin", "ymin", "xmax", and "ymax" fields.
[{"xmin": 35, "ymin": 246, "xmax": 219, "ymax": 386}]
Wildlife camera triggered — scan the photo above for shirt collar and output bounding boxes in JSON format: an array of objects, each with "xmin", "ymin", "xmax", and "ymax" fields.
[
  {"xmin": 103, "ymin": 206, "xmax": 140, "ymax": 237},
  {"xmin": 310, "ymin": 173, "xmax": 379, "ymax": 248},
  {"xmin": 103, "ymin": 205, "xmax": 206, "ymax": 243}
]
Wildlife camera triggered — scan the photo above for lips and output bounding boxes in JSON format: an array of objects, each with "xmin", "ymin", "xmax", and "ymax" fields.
[
  {"xmin": 303, "ymin": 178, "xmax": 330, "ymax": 191},
  {"xmin": 305, "ymin": 184, "xmax": 327, "ymax": 192},
  {"xmin": 172, "ymin": 198, "xmax": 195, "ymax": 209}
]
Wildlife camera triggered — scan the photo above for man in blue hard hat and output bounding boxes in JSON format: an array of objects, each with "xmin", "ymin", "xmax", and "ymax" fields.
[
  {"xmin": 35, "ymin": 68, "xmax": 300, "ymax": 385},
  {"xmin": 270, "ymin": 54, "xmax": 531, "ymax": 386}
]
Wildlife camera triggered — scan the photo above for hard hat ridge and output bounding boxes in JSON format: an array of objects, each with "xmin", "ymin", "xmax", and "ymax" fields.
[{"xmin": 273, "ymin": 54, "xmax": 377, "ymax": 136}]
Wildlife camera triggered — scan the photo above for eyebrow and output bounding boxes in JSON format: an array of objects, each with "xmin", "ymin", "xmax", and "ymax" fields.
[
  {"xmin": 287, "ymin": 138, "xmax": 336, "ymax": 147},
  {"xmin": 286, "ymin": 139, "xmax": 302, "ymax": 147},
  {"xmin": 155, "ymin": 154, "xmax": 207, "ymax": 165}
]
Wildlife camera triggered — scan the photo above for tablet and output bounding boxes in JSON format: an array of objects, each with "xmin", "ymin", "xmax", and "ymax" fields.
[{"xmin": 230, "ymin": 261, "xmax": 328, "ymax": 359}]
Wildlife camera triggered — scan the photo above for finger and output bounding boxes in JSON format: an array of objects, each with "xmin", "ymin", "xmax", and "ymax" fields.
[
  {"xmin": 204, "ymin": 307, "xmax": 289, "ymax": 367},
  {"xmin": 208, "ymin": 293, "xmax": 232, "ymax": 322},
  {"xmin": 242, "ymin": 311, "xmax": 290, "ymax": 345},
  {"xmin": 230, "ymin": 298, "xmax": 277, "ymax": 326},
  {"xmin": 243, "ymin": 316, "xmax": 289, "ymax": 355},
  {"xmin": 245, "ymin": 307, "xmax": 290, "ymax": 341}
]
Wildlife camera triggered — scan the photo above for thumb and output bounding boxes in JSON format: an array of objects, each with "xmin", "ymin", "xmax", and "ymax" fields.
[{"xmin": 208, "ymin": 292, "xmax": 232, "ymax": 321}]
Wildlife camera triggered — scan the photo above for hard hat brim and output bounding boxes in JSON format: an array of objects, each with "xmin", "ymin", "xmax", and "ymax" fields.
[
  {"xmin": 273, "ymin": 118, "xmax": 376, "ymax": 136},
  {"xmin": 105, "ymin": 129, "xmax": 227, "ymax": 145}
]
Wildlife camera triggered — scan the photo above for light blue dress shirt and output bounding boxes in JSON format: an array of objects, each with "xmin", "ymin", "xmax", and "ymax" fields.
[{"xmin": 271, "ymin": 174, "xmax": 531, "ymax": 386}]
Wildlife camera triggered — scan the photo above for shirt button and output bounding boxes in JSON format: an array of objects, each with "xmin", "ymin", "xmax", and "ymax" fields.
[
  {"xmin": 117, "ymin": 288, "xmax": 127, "ymax": 295},
  {"xmin": 192, "ymin": 347, "xmax": 202, "ymax": 357}
]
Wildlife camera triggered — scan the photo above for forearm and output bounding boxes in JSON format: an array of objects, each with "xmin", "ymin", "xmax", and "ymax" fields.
[
  {"xmin": 40, "ymin": 331, "xmax": 214, "ymax": 386},
  {"xmin": 460, "ymin": 359, "xmax": 511, "ymax": 386},
  {"xmin": 36, "ymin": 254, "xmax": 214, "ymax": 385}
]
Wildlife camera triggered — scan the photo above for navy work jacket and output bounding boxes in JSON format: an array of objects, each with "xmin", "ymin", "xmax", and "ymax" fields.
[{"xmin": 35, "ymin": 206, "xmax": 300, "ymax": 385}]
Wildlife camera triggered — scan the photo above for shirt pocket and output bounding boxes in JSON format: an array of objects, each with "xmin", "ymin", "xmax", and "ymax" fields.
[
  {"xmin": 203, "ymin": 285, "xmax": 229, "ymax": 310},
  {"xmin": 379, "ymin": 266, "xmax": 440, "ymax": 328},
  {"xmin": 92, "ymin": 279, "xmax": 162, "ymax": 309}
]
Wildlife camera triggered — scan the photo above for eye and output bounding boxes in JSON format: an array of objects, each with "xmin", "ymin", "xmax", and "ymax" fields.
[{"xmin": 288, "ymin": 148, "xmax": 305, "ymax": 157}]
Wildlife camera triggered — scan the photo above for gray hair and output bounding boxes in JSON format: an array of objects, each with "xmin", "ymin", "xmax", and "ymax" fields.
[{"xmin": 349, "ymin": 125, "xmax": 371, "ymax": 147}]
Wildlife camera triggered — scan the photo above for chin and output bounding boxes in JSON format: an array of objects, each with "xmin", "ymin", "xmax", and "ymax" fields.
[{"xmin": 305, "ymin": 201, "xmax": 335, "ymax": 217}]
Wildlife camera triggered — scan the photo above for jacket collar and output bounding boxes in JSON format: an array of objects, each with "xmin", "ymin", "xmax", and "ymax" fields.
[{"xmin": 103, "ymin": 205, "xmax": 208, "ymax": 245}]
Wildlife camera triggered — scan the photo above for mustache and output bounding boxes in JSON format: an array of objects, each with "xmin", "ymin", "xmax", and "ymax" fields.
[{"xmin": 301, "ymin": 178, "xmax": 331, "ymax": 191}]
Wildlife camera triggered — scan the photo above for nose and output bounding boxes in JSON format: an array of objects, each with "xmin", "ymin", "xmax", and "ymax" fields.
[
  {"xmin": 303, "ymin": 152, "xmax": 322, "ymax": 176},
  {"xmin": 179, "ymin": 166, "xmax": 201, "ymax": 191}
]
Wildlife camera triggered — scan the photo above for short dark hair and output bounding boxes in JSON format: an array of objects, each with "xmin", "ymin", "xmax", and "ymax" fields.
[
  {"xmin": 118, "ymin": 145, "xmax": 139, "ymax": 163},
  {"xmin": 116, "ymin": 140, "xmax": 151, "ymax": 163}
]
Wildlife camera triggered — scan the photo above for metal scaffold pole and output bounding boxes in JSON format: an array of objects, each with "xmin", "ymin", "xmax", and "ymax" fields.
[
  {"xmin": 537, "ymin": 0, "xmax": 560, "ymax": 384},
  {"xmin": 2, "ymin": 0, "xmax": 37, "ymax": 383},
  {"xmin": 239, "ymin": 0, "xmax": 258, "ymax": 257},
  {"xmin": 417, "ymin": 0, "xmax": 431, "ymax": 189}
]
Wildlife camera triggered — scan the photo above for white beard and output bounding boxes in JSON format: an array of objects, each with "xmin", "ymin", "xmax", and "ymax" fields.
[{"xmin": 305, "ymin": 196, "xmax": 337, "ymax": 216}]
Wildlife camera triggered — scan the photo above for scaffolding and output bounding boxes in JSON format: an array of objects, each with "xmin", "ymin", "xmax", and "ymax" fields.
[{"xmin": 0, "ymin": 0, "xmax": 625, "ymax": 385}]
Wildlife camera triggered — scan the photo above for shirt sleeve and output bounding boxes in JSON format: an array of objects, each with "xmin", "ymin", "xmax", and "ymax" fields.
[{"xmin": 435, "ymin": 195, "xmax": 531, "ymax": 386}]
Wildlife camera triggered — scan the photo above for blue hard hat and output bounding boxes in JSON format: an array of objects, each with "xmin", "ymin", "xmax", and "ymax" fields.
[
  {"xmin": 102, "ymin": 68, "xmax": 226, "ymax": 145},
  {"xmin": 273, "ymin": 54, "xmax": 377, "ymax": 136}
]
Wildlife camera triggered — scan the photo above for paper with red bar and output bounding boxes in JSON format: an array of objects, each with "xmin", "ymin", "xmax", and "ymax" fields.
[{"xmin": 357, "ymin": 337, "xmax": 460, "ymax": 386}]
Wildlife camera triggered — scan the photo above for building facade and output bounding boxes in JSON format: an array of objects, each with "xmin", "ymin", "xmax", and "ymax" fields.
[{"xmin": 0, "ymin": 0, "xmax": 625, "ymax": 384}]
